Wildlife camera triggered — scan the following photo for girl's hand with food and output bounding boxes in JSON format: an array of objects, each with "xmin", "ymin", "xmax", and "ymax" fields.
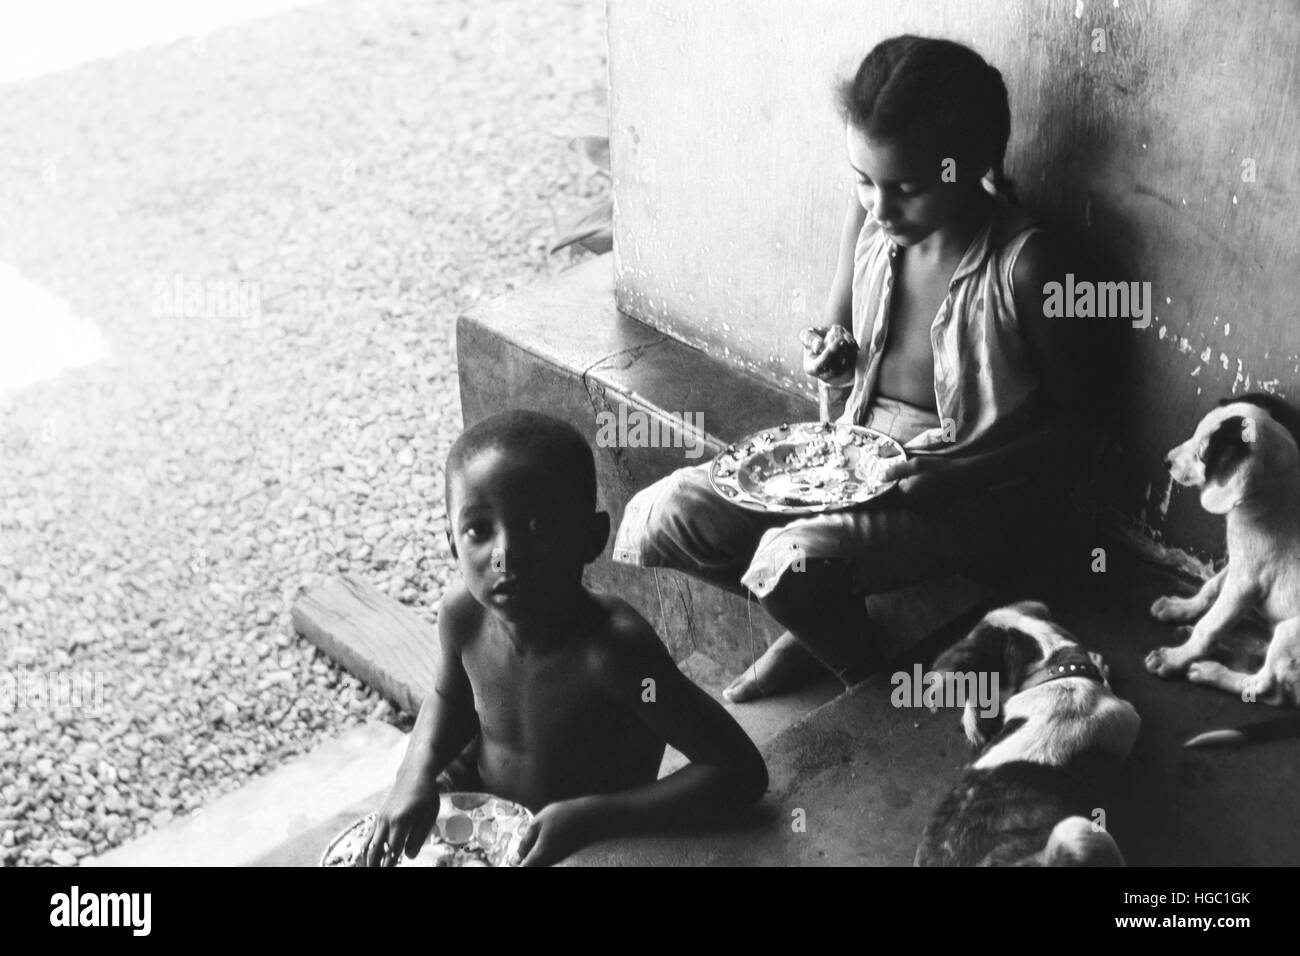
[{"xmin": 799, "ymin": 325, "xmax": 859, "ymax": 383}]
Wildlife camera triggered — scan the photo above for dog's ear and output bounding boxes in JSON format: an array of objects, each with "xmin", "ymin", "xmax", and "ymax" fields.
[
  {"xmin": 933, "ymin": 620, "xmax": 1042, "ymax": 691},
  {"xmin": 1000, "ymin": 630, "xmax": 1045, "ymax": 689},
  {"xmin": 1219, "ymin": 393, "xmax": 1300, "ymax": 448},
  {"xmin": 1200, "ymin": 415, "xmax": 1252, "ymax": 514},
  {"xmin": 932, "ymin": 622, "xmax": 999, "ymax": 675}
]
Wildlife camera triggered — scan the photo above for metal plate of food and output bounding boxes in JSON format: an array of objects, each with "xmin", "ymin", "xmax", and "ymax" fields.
[
  {"xmin": 320, "ymin": 792, "xmax": 533, "ymax": 868},
  {"xmin": 707, "ymin": 421, "xmax": 906, "ymax": 514}
]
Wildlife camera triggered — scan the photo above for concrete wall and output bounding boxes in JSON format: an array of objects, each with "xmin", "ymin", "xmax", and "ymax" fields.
[{"xmin": 607, "ymin": 0, "xmax": 1300, "ymax": 559}]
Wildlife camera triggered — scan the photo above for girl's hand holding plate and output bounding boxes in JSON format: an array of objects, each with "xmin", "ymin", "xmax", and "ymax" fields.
[{"xmin": 882, "ymin": 456, "xmax": 957, "ymax": 510}]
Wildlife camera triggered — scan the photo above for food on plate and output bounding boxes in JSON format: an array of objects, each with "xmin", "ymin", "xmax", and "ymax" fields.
[
  {"xmin": 708, "ymin": 422, "xmax": 904, "ymax": 514},
  {"xmin": 320, "ymin": 794, "xmax": 533, "ymax": 868}
]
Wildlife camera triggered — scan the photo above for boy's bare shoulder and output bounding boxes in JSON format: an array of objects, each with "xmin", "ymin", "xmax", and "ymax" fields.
[
  {"xmin": 582, "ymin": 591, "xmax": 671, "ymax": 675},
  {"xmin": 436, "ymin": 579, "xmax": 484, "ymax": 648}
]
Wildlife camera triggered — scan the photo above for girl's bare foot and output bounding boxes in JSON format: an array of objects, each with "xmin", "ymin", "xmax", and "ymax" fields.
[{"xmin": 723, "ymin": 632, "xmax": 828, "ymax": 702}]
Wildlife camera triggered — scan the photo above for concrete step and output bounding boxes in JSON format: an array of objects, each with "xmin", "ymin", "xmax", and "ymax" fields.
[
  {"xmin": 86, "ymin": 721, "xmax": 407, "ymax": 867},
  {"xmin": 568, "ymin": 563, "xmax": 1300, "ymax": 866},
  {"xmin": 567, "ymin": 661, "xmax": 957, "ymax": 866},
  {"xmin": 661, "ymin": 651, "xmax": 839, "ymax": 774}
]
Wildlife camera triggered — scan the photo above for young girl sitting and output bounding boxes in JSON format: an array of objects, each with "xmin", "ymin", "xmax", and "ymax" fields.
[{"xmin": 613, "ymin": 36, "xmax": 1098, "ymax": 702}]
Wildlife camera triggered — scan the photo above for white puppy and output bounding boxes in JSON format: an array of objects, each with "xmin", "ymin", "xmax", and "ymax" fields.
[
  {"xmin": 915, "ymin": 602, "xmax": 1141, "ymax": 867},
  {"xmin": 1146, "ymin": 395, "xmax": 1300, "ymax": 712}
]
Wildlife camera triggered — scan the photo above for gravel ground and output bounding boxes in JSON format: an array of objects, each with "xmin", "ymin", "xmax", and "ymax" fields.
[{"xmin": 0, "ymin": 0, "xmax": 607, "ymax": 866}]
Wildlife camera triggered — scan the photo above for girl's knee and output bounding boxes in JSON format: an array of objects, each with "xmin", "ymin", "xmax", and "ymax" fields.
[
  {"xmin": 617, "ymin": 464, "xmax": 759, "ymax": 569},
  {"xmin": 621, "ymin": 467, "xmax": 704, "ymax": 533},
  {"xmin": 759, "ymin": 557, "xmax": 854, "ymax": 616}
]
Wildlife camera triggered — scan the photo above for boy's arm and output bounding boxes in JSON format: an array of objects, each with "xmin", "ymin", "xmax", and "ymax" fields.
[
  {"xmin": 890, "ymin": 232, "xmax": 1095, "ymax": 503},
  {"xmin": 516, "ymin": 609, "xmax": 767, "ymax": 867},
  {"xmin": 363, "ymin": 588, "xmax": 479, "ymax": 866}
]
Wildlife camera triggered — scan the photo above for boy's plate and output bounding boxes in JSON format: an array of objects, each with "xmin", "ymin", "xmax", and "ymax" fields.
[
  {"xmin": 707, "ymin": 421, "xmax": 906, "ymax": 515},
  {"xmin": 320, "ymin": 792, "xmax": 533, "ymax": 868}
]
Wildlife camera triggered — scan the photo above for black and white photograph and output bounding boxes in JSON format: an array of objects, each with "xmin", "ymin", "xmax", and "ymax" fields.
[{"xmin": 0, "ymin": 0, "xmax": 1293, "ymax": 924}]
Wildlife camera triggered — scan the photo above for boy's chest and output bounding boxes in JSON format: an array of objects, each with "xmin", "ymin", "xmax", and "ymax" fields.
[{"xmin": 464, "ymin": 640, "xmax": 606, "ymax": 735}]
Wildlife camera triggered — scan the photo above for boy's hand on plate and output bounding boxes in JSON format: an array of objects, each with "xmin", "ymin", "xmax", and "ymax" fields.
[
  {"xmin": 514, "ymin": 797, "xmax": 598, "ymax": 868},
  {"xmin": 800, "ymin": 326, "xmax": 858, "ymax": 382},
  {"xmin": 362, "ymin": 773, "xmax": 441, "ymax": 867}
]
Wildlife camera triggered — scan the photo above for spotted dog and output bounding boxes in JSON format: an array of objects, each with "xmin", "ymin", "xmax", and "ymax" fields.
[
  {"xmin": 1147, "ymin": 395, "xmax": 1300, "ymax": 727},
  {"xmin": 916, "ymin": 602, "xmax": 1141, "ymax": 867}
]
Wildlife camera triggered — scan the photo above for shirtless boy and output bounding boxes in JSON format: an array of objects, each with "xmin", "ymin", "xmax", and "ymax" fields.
[{"xmin": 363, "ymin": 410, "xmax": 767, "ymax": 867}]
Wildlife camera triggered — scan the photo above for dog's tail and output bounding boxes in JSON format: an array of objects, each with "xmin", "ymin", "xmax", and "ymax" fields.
[
  {"xmin": 1042, "ymin": 817, "xmax": 1126, "ymax": 867},
  {"xmin": 1184, "ymin": 714, "xmax": 1300, "ymax": 748}
]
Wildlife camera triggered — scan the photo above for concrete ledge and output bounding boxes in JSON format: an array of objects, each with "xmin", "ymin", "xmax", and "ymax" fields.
[
  {"xmin": 456, "ymin": 255, "xmax": 989, "ymax": 674},
  {"xmin": 87, "ymin": 721, "xmax": 407, "ymax": 867}
]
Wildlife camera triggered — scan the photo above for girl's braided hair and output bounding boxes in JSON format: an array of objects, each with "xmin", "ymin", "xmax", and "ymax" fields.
[{"xmin": 837, "ymin": 35, "xmax": 1016, "ymax": 202}]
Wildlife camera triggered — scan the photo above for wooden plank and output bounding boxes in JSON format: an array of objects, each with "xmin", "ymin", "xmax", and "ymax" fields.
[{"xmin": 292, "ymin": 574, "xmax": 439, "ymax": 716}]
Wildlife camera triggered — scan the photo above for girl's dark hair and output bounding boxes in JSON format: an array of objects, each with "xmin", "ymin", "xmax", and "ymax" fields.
[{"xmin": 837, "ymin": 35, "xmax": 1016, "ymax": 202}]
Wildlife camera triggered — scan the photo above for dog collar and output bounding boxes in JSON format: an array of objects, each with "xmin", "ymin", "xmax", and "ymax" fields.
[{"xmin": 1019, "ymin": 650, "xmax": 1104, "ymax": 691}]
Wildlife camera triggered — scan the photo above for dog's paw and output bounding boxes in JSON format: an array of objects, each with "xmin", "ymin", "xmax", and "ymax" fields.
[
  {"xmin": 1043, "ymin": 817, "xmax": 1125, "ymax": 867},
  {"xmin": 1145, "ymin": 646, "xmax": 1191, "ymax": 678},
  {"xmin": 1187, "ymin": 660, "xmax": 1229, "ymax": 686},
  {"xmin": 1150, "ymin": 595, "xmax": 1196, "ymax": 623}
]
